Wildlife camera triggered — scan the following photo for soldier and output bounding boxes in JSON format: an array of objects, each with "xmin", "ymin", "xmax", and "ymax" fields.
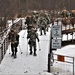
[
  {"xmin": 8, "ymin": 29, "xmax": 19, "ymax": 58},
  {"xmin": 39, "ymin": 16, "xmax": 46, "ymax": 35},
  {"xmin": 25, "ymin": 16, "xmax": 34, "ymax": 35},
  {"xmin": 70, "ymin": 10, "xmax": 75, "ymax": 18},
  {"xmin": 70, "ymin": 10, "xmax": 75, "ymax": 27},
  {"xmin": 61, "ymin": 9, "xmax": 69, "ymax": 18},
  {"xmin": 27, "ymin": 27, "xmax": 39, "ymax": 56},
  {"xmin": 44, "ymin": 14, "xmax": 50, "ymax": 31},
  {"xmin": 25, "ymin": 16, "xmax": 31, "ymax": 26}
]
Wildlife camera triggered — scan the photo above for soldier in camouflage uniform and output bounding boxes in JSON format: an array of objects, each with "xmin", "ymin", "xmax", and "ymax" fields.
[
  {"xmin": 44, "ymin": 14, "xmax": 50, "ymax": 32},
  {"xmin": 70, "ymin": 10, "xmax": 75, "ymax": 18},
  {"xmin": 27, "ymin": 27, "xmax": 39, "ymax": 56},
  {"xmin": 8, "ymin": 29, "xmax": 19, "ymax": 58},
  {"xmin": 26, "ymin": 15, "xmax": 36, "ymax": 35},
  {"xmin": 61, "ymin": 9, "xmax": 69, "ymax": 18},
  {"xmin": 25, "ymin": 16, "xmax": 31, "ymax": 26},
  {"xmin": 70, "ymin": 10, "xmax": 75, "ymax": 27},
  {"xmin": 39, "ymin": 16, "xmax": 46, "ymax": 35}
]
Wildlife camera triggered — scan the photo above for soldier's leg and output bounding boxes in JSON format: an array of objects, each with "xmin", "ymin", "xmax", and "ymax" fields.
[
  {"xmin": 33, "ymin": 44, "xmax": 37, "ymax": 56},
  {"xmin": 14, "ymin": 44, "xmax": 18, "ymax": 58},
  {"xmin": 47, "ymin": 27, "xmax": 48, "ymax": 32},
  {"xmin": 46, "ymin": 25, "xmax": 48, "ymax": 32},
  {"xmin": 40, "ymin": 28, "xmax": 42, "ymax": 35},
  {"xmin": 44, "ymin": 28, "xmax": 46, "ymax": 35},
  {"xmin": 29, "ymin": 45, "xmax": 32, "ymax": 55},
  {"xmin": 11, "ymin": 43, "xmax": 14, "ymax": 56},
  {"xmin": 14, "ymin": 47, "xmax": 17, "ymax": 58}
]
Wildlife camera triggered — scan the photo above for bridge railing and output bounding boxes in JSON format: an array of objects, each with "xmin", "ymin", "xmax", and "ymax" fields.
[
  {"xmin": 0, "ymin": 27, "xmax": 10, "ymax": 63},
  {"xmin": 0, "ymin": 18, "xmax": 23, "ymax": 63}
]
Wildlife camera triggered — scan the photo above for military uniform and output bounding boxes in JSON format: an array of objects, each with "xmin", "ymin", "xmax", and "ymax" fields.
[
  {"xmin": 61, "ymin": 12, "xmax": 69, "ymax": 18},
  {"xmin": 8, "ymin": 29, "xmax": 19, "ymax": 58},
  {"xmin": 27, "ymin": 24, "xmax": 33, "ymax": 34},
  {"xmin": 44, "ymin": 15, "xmax": 50, "ymax": 31},
  {"xmin": 70, "ymin": 10, "xmax": 75, "ymax": 27},
  {"xmin": 27, "ymin": 28, "xmax": 39, "ymax": 56},
  {"xmin": 25, "ymin": 16, "xmax": 31, "ymax": 26},
  {"xmin": 61, "ymin": 9, "xmax": 70, "ymax": 18},
  {"xmin": 70, "ymin": 12, "xmax": 75, "ymax": 18},
  {"xmin": 39, "ymin": 17, "xmax": 46, "ymax": 35}
]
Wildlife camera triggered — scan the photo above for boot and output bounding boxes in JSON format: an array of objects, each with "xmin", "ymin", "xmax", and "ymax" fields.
[
  {"xmin": 44, "ymin": 31, "xmax": 46, "ymax": 35},
  {"xmin": 14, "ymin": 52, "xmax": 17, "ymax": 58},
  {"xmin": 33, "ymin": 51, "xmax": 37, "ymax": 56},
  {"xmin": 44, "ymin": 33, "xmax": 46, "ymax": 35},
  {"xmin": 29, "ymin": 51, "xmax": 32, "ymax": 55},
  {"xmin": 11, "ymin": 52, "xmax": 14, "ymax": 57}
]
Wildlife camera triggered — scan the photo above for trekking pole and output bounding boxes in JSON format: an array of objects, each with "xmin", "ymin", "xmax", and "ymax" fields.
[
  {"xmin": 38, "ymin": 42, "xmax": 41, "ymax": 50},
  {"xmin": 9, "ymin": 42, "xmax": 11, "ymax": 54},
  {"xmin": 26, "ymin": 39, "xmax": 28, "ymax": 56},
  {"xmin": 22, "ymin": 30, "xmax": 26, "ymax": 38},
  {"xmin": 18, "ymin": 45, "xmax": 23, "ymax": 54}
]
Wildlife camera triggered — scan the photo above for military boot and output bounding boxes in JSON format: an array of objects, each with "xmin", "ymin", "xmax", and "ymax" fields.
[
  {"xmin": 29, "ymin": 50, "xmax": 32, "ymax": 55},
  {"xmin": 11, "ymin": 52, "xmax": 14, "ymax": 57},
  {"xmin": 14, "ymin": 52, "xmax": 17, "ymax": 58},
  {"xmin": 33, "ymin": 51, "xmax": 37, "ymax": 56}
]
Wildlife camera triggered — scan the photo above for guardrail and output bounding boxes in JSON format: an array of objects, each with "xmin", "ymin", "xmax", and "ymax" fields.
[
  {"xmin": 51, "ymin": 54, "xmax": 74, "ymax": 75},
  {"xmin": 0, "ymin": 18, "xmax": 23, "ymax": 63},
  {"xmin": 0, "ymin": 27, "xmax": 10, "ymax": 63}
]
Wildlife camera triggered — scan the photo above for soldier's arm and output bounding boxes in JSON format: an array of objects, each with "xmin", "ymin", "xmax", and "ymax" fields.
[
  {"xmin": 36, "ymin": 33, "xmax": 39, "ymax": 42},
  {"xmin": 17, "ymin": 35, "xmax": 19, "ymax": 42},
  {"xmin": 8, "ymin": 32, "xmax": 11, "ymax": 42},
  {"xmin": 27, "ymin": 33, "xmax": 30, "ymax": 39}
]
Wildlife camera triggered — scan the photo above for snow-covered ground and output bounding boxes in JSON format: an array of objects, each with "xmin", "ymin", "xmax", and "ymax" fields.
[
  {"xmin": 0, "ymin": 27, "xmax": 52, "ymax": 75},
  {"xmin": 0, "ymin": 21, "xmax": 75, "ymax": 75}
]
